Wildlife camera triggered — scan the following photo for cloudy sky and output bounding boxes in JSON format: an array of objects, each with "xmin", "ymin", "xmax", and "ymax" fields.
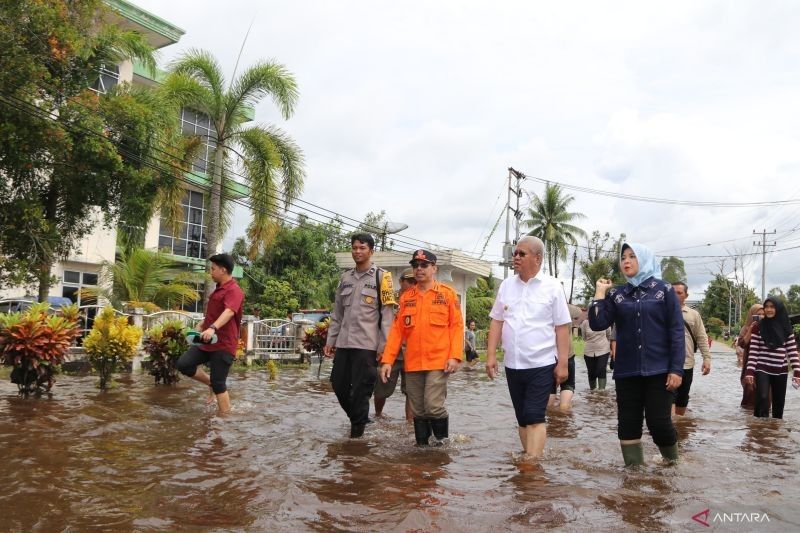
[{"xmin": 134, "ymin": 0, "xmax": 800, "ymax": 297}]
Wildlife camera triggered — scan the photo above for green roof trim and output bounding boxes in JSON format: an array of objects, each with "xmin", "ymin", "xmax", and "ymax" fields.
[
  {"xmin": 105, "ymin": 0, "xmax": 185, "ymax": 46},
  {"xmin": 132, "ymin": 58, "xmax": 167, "ymax": 83}
]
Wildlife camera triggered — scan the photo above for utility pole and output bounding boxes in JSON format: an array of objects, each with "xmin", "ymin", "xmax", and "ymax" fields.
[
  {"xmin": 753, "ymin": 229, "xmax": 776, "ymax": 300},
  {"xmin": 568, "ymin": 246, "xmax": 578, "ymax": 304},
  {"xmin": 502, "ymin": 167, "xmax": 525, "ymax": 278}
]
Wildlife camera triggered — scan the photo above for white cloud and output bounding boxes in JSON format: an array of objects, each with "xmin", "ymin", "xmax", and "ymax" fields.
[{"xmin": 134, "ymin": 0, "xmax": 800, "ymax": 295}]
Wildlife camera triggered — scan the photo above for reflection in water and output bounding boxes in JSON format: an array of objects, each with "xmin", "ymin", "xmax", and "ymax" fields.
[{"xmin": 0, "ymin": 345, "xmax": 798, "ymax": 530}]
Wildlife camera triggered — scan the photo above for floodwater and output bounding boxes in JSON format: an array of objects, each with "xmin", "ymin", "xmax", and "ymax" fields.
[{"xmin": 1, "ymin": 343, "xmax": 799, "ymax": 532}]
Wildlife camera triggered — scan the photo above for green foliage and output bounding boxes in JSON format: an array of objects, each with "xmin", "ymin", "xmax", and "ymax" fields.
[
  {"xmin": 523, "ymin": 183, "xmax": 587, "ymax": 278},
  {"xmin": 578, "ymin": 231, "xmax": 626, "ymax": 303},
  {"xmin": 143, "ymin": 320, "xmax": 189, "ymax": 385},
  {"xmin": 83, "ymin": 307, "xmax": 142, "ymax": 390},
  {"xmin": 81, "ymin": 248, "xmax": 201, "ymax": 312},
  {"xmin": 0, "ymin": 0, "xmax": 189, "ymax": 300},
  {"xmin": 232, "ymin": 217, "xmax": 342, "ymax": 316},
  {"xmin": 466, "ymin": 276, "xmax": 497, "ymax": 329},
  {"xmin": 699, "ymin": 274, "xmax": 759, "ymax": 332},
  {"xmin": 0, "ymin": 303, "xmax": 81, "ymax": 396},
  {"xmin": 786, "ymin": 285, "xmax": 800, "ymax": 315},
  {"xmin": 660, "ymin": 256, "xmax": 687, "ymax": 284},
  {"xmin": 706, "ymin": 317, "xmax": 726, "ymax": 337}
]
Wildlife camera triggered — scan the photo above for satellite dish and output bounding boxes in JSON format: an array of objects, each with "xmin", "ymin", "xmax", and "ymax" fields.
[{"xmin": 383, "ymin": 221, "xmax": 408, "ymax": 235}]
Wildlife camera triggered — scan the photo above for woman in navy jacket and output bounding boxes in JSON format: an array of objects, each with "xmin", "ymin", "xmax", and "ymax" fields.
[{"xmin": 589, "ymin": 242, "xmax": 685, "ymax": 466}]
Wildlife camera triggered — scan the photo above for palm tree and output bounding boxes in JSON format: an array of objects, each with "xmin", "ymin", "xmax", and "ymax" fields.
[
  {"xmin": 81, "ymin": 248, "xmax": 202, "ymax": 312},
  {"xmin": 522, "ymin": 183, "xmax": 587, "ymax": 278},
  {"xmin": 161, "ymin": 50, "xmax": 305, "ymax": 303}
]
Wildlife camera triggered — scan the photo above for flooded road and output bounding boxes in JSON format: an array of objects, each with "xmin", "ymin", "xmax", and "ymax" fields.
[{"xmin": 1, "ymin": 343, "xmax": 799, "ymax": 531}]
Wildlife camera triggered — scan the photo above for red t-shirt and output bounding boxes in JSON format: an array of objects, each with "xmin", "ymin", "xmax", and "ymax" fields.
[{"xmin": 200, "ymin": 278, "xmax": 244, "ymax": 356}]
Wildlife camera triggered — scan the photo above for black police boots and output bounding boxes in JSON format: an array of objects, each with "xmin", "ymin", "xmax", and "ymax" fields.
[
  {"xmin": 430, "ymin": 417, "xmax": 449, "ymax": 441},
  {"xmin": 413, "ymin": 418, "xmax": 431, "ymax": 446}
]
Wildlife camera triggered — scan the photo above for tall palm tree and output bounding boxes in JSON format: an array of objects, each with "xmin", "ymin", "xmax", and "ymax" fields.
[
  {"xmin": 162, "ymin": 49, "xmax": 305, "ymax": 303},
  {"xmin": 522, "ymin": 183, "xmax": 587, "ymax": 278}
]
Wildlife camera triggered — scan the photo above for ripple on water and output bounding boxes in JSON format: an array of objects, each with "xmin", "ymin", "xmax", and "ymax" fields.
[{"xmin": 0, "ymin": 350, "xmax": 798, "ymax": 530}]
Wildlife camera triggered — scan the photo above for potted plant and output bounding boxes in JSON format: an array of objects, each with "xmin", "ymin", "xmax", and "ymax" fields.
[
  {"xmin": 0, "ymin": 302, "xmax": 81, "ymax": 396},
  {"xmin": 143, "ymin": 320, "xmax": 189, "ymax": 385},
  {"xmin": 82, "ymin": 307, "xmax": 142, "ymax": 390}
]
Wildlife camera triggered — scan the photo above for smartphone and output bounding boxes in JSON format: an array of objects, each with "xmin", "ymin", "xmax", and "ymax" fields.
[{"xmin": 752, "ymin": 315, "xmax": 761, "ymax": 323}]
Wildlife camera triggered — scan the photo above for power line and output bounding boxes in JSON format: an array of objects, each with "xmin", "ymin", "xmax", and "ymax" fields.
[{"xmin": 513, "ymin": 169, "xmax": 800, "ymax": 208}]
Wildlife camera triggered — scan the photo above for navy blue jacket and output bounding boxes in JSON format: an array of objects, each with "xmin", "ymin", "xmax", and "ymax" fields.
[{"xmin": 588, "ymin": 277, "xmax": 685, "ymax": 378}]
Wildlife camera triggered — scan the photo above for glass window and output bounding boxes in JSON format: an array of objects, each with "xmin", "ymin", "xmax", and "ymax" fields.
[
  {"xmin": 89, "ymin": 64, "xmax": 120, "ymax": 94},
  {"xmin": 158, "ymin": 189, "xmax": 207, "ymax": 259},
  {"xmin": 82, "ymin": 273, "xmax": 98, "ymax": 286},
  {"xmin": 64, "ymin": 271, "xmax": 80, "ymax": 284}
]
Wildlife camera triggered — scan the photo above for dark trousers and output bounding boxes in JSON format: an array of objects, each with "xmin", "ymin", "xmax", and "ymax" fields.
[
  {"xmin": 584, "ymin": 354, "xmax": 609, "ymax": 383},
  {"xmin": 177, "ymin": 346, "xmax": 234, "ymax": 394},
  {"xmin": 754, "ymin": 372, "xmax": 787, "ymax": 419},
  {"xmin": 330, "ymin": 348, "xmax": 377, "ymax": 427},
  {"xmin": 615, "ymin": 374, "xmax": 677, "ymax": 447}
]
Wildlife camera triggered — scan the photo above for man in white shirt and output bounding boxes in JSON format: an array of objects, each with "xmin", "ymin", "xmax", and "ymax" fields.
[{"xmin": 486, "ymin": 236, "xmax": 572, "ymax": 458}]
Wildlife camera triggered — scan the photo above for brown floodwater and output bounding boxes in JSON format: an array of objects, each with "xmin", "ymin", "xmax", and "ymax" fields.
[{"xmin": 1, "ymin": 343, "xmax": 799, "ymax": 531}]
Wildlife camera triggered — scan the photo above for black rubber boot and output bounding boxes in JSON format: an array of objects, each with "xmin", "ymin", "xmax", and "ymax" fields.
[
  {"xmin": 413, "ymin": 418, "xmax": 431, "ymax": 446},
  {"xmin": 598, "ymin": 378, "xmax": 607, "ymax": 390},
  {"xmin": 430, "ymin": 417, "xmax": 449, "ymax": 441},
  {"xmin": 350, "ymin": 423, "xmax": 365, "ymax": 438},
  {"xmin": 588, "ymin": 379, "xmax": 597, "ymax": 390}
]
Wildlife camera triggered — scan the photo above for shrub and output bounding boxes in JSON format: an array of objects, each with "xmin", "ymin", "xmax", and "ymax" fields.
[
  {"xmin": 144, "ymin": 320, "xmax": 189, "ymax": 385},
  {"xmin": 0, "ymin": 302, "xmax": 81, "ymax": 396},
  {"xmin": 83, "ymin": 307, "xmax": 142, "ymax": 390},
  {"xmin": 302, "ymin": 318, "xmax": 329, "ymax": 356}
]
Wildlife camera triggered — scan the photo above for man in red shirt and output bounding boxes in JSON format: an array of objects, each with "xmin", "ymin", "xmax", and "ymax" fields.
[{"xmin": 177, "ymin": 253, "xmax": 244, "ymax": 413}]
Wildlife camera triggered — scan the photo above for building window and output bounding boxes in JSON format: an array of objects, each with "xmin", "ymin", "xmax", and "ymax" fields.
[
  {"xmin": 158, "ymin": 190, "xmax": 207, "ymax": 259},
  {"xmin": 180, "ymin": 108, "xmax": 216, "ymax": 173},
  {"xmin": 89, "ymin": 64, "xmax": 120, "ymax": 94},
  {"xmin": 181, "ymin": 282, "xmax": 205, "ymax": 313},
  {"xmin": 62, "ymin": 270, "xmax": 98, "ymax": 306}
]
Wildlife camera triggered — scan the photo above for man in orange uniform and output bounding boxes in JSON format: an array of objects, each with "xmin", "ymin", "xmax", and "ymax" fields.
[{"xmin": 380, "ymin": 249, "xmax": 463, "ymax": 445}]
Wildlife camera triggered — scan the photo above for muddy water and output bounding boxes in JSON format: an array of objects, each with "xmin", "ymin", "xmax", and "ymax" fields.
[{"xmin": 1, "ymin": 343, "xmax": 799, "ymax": 531}]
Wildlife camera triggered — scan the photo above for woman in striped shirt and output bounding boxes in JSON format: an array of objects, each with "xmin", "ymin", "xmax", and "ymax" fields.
[{"xmin": 744, "ymin": 297, "xmax": 800, "ymax": 418}]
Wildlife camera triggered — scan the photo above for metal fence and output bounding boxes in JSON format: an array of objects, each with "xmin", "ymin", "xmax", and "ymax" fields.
[{"xmin": 252, "ymin": 319, "xmax": 301, "ymax": 360}]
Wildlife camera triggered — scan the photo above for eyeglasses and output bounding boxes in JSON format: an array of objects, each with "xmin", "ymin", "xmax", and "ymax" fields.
[
  {"xmin": 411, "ymin": 261, "xmax": 432, "ymax": 269},
  {"xmin": 512, "ymin": 250, "xmax": 527, "ymax": 257}
]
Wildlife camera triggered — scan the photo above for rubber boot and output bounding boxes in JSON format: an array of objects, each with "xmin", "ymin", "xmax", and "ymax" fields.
[
  {"xmin": 658, "ymin": 443, "xmax": 679, "ymax": 462},
  {"xmin": 588, "ymin": 379, "xmax": 597, "ymax": 390},
  {"xmin": 413, "ymin": 418, "xmax": 431, "ymax": 446},
  {"xmin": 620, "ymin": 442, "xmax": 645, "ymax": 467},
  {"xmin": 598, "ymin": 378, "xmax": 607, "ymax": 390},
  {"xmin": 430, "ymin": 417, "xmax": 449, "ymax": 443},
  {"xmin": 350, "ymin": 423, "xmax": 365, "ymax": 438}
]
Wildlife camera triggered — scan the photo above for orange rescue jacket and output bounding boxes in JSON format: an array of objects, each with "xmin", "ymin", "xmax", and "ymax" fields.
[{"xmin": 382, "ymin": 281, "xmax": 464, "ymax": 371}]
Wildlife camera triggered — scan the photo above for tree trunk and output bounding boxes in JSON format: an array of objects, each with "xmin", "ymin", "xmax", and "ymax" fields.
[
  {"xmin": 37, "ymin": 185, "xmax": 59, "ymax": 303},
  {"xmin": 203, "ymin": 143, "xmax": 225, "ymax": 306}
]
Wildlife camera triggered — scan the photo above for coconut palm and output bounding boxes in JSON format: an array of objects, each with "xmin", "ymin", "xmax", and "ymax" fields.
[
  {"xmin": 81, "ymin": 248, "xmax": 201, "ymax": 312},
  {"xmin": 523, "ymin": 183, "xmax": 587, "ymax": 278},
  {"xmin": 161, "ymin": 49, "xmax": 305, "ymax": 303}
]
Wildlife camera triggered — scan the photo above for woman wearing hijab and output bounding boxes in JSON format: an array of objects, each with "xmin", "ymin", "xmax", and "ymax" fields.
[
  {"xmin": 737, "ymin": 303, "xmax": 764, "ymax": 408},
  {"xmin": 743, "ymin": 297, "xmax": 800, "ymax": 418},
  {"xmin": 589, "ymin": 243, "xmax": 685, "ymax": 466}
]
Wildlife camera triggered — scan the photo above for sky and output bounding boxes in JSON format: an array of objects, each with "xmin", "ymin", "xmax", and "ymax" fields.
[{"xmin": 133, "ymin": 0, "xmax": 800, "ymax": 298}]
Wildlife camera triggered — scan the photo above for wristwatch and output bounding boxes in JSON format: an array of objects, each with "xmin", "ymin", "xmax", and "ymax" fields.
[{"xmin": 209, "ymin": 324, "xmax": 218, "ymax": 331}]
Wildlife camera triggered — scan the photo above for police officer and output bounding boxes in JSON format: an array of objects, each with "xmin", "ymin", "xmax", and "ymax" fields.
[
  {"xmin": 381, "ymin": 249, "xmax": 464, "ymax": 446},
  {"xmin": 324, "ymin": 233, "xmax": 395, "ymax": 438}
]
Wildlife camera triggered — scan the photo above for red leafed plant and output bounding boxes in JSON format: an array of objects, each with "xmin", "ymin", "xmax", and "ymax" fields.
[{"xmin": 0, "ymin": 302, "xmax": 81, "ymax": 396}]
